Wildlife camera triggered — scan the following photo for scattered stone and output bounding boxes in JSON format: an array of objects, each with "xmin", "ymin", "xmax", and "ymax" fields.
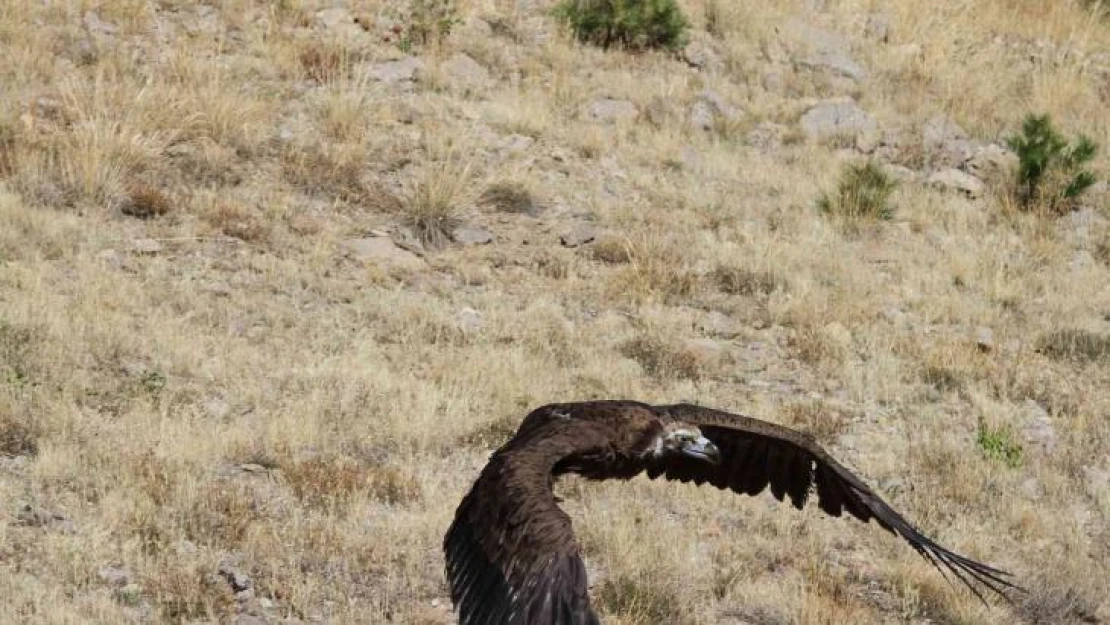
[
  {"xmin": 16, "ymin": 505, "xmax": 74, "ymax": 532},
  {"xmin": 696, "ymin": 311, "xmax": 745, "ymax": 339},
  {"xmin": 452, "ymin": 225, "xmax": 494, "ymax": 246},
  {"xmin": 559, "ymin": 224, "xmax": 597, "ymax": 248},
  {"xmin": 878, "ymin": 476, "xmax": 906, "ymax": 495},
  {"xmin": 922, "ymin": 115, "xmax": 975, "ymax": 168},
  {"xmin": 786, "ymin": 20, "xmax": 868, "ymax": 81},
  {"xmin": 585, "ymin": 98, "xmax": 638, "ymax": 124},
  {"xmin": 1069, "ymin": 250, "xmax": 1096, "ymax": 272},
  {"xmin": 927, "ymin": 168, "xmax": 985, "ymax": 199},
  {"xmin": 500, "ymin": 134, "xmax": 535, "ymax": 153},
  {"xmin": 130, "ymin": 238, "xmax": 164, "ymax": 255},
  {"xmin": 440, "ymin": 53, "xmax": 490, "ymax": 92},
  {"xmin": 203, "ymin": 398, "xmax": 231, "ymax": 419},
  {"xmin": 218, "ymin": 563, "xmax": 253, "ymax": 594},
  {"xmin": 975, "ymin": 327, "xmax": 995, "ymax": 352},
  {"xmin": 83, "ymin": 11, "xmax": 118, "ymax": 35},
  {"xmin": 340, "ymin": 237, "xmax": 424, "ymax": 270},
  {"xmin": 761, "ymin": 69, "xmax": 786, "ymax": 93},
  {"xmin": 239, "ymin": 463, "xmax": 268, "ymax": 473},
  {"xmin": 746, "ymin": 122, "xmax": 786, "ymax": 151},
  {"xmin": 799, "ymin": 100, "xmax": 877, "ymax": 143},
  {"xmin": 688, "ymin": 90, "xmax": 743, "ymax": 132},
  {"xmin": 1083, "ymin": 465, "xmax": 1109, "ymax": 500},
  {"xmin": 883, "ymin": 164, "xmax": 918, "ymax": 183},
  {"xmin": 458, "ymin": 16, "xmax": 493, "ymax": 38},
  {"xmin": 965, "ymin": 144, "xmax": 1018, "ymax": 183},
  {"xmin": 365, "ymin": 57, "xmax": 424, "ymax": 84},
  {"xmin": 682, "ymin": 34, "xmax": 722, "ymax": 72},
  {"xmin": 97, "ymin": 565, "xmax": 132, "ymax": 587},
  {"xmin": 1019, "ymin": 399, "xmax": 1057, "ymax": 454},
  {"xmin": 456, "ymin": 308, "xmax": 483, "ymax": 333},
  {"xmin": 315, "ymin": 8, "xmax": 365, "ymax": 39},
  {"xmin": 1019, "ymin": 477, "xmax": 1044, "ymax": 501}
]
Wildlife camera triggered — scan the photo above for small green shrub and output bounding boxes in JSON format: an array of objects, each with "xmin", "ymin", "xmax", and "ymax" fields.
[
  {"xmin": 554, "ymin": 0, "xmax": 690, "ymax": 51},
  {"xmin": 817, "ymin": 160, "xmax": 897, "ymax": 221},
  {"xmin": 976, "ymin": 420, "xmax": 1023, "ymax": 468},
  {"xmin": 1006, "ymin": 114, "xmax": 1098, "ymax": 214}
]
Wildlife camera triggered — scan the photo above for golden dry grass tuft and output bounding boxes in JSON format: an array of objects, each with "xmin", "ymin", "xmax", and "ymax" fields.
[{"xmin": 0, "ymin": 0, "xmax": 1108, "ymax": 622}]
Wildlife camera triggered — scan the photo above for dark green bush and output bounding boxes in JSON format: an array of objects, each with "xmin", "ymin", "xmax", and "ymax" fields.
[
  {"xmin": 817, "ymin": 160, "xmax": 898, "ymax": 221},
  {"xmin": 554, "ymin": 0, "xmax": 690, "ymax": 51},
  {"xmin": 1006, "ymin": 114, "xmax": 1098, "ymax": 214}
]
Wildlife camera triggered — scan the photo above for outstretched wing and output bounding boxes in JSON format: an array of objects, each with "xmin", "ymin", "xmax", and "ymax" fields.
[
  {"xmin": 444, "ymin": 451, "xmax": 599, "ymax": 625},
  {"xmin": 648, "ymin": 403, "xmax": 1021, "ymax": 602}
]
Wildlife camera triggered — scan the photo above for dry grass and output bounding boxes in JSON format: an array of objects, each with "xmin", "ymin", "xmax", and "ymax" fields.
[{"xmin": 0, "ymin": 0, "xmax": 1108, "ymax": 623}]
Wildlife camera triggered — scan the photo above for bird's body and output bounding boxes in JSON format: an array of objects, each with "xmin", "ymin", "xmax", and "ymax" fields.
[{"xmin": 444, "ymin": 400, "xmax": 1018, "ymax": 625}]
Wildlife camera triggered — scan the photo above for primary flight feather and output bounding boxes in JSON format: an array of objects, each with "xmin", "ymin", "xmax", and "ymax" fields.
[{"xmin": 444, "ymin": 400, "xmax": 1019, "ymax": 624}]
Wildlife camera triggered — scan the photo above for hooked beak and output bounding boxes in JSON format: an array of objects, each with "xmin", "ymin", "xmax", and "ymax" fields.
[{"xmin": 680, "ymin": 436, "xmax": 721, "ymax": 465}]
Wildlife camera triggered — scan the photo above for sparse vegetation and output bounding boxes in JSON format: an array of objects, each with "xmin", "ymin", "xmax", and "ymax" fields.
[
  {"xmin": 387, "ymin": 0, "xmax": 460, "ymax": 52},
  {"xmin": 817, "ymin": 160, "xmax": 898, "ymax": 221},
  {"xmin": 1038, "ymin": 328, "xmax": 1110, "ymax": 364},
  {"xmin": 554, "ymin": 0, "xmax": 690, "ymax": 51},
  {"xmin": 1007, "ymin": 113, "xmax": 1098, "ymax": 214},
  {"xmin": 0, "ymin": 0, "xmax": 1108, "ymax": 622},
  {"xmin": 976, "ymin": 420, "xmax": 1024, "ymax": 468}
]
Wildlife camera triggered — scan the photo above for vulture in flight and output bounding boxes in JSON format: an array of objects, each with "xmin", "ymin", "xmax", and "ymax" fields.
[{"xmin": 444, "ymin": 400, "xmax": 1018, "ymax": 624}]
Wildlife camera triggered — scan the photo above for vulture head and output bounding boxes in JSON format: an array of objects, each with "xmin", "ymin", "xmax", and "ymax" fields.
[
  {"xmin": 650, "ymin": 422, "xmax": 721, "ymax": 464},
  {"xmin": 445, "ymin": 400, "xmax": 1022, "ymax": 625}
]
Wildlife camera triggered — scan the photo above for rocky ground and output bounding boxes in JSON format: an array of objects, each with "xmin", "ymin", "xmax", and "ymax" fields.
[{"xmin": 0, "ymin": 0, "xmax": 1109, "ymax": 623}]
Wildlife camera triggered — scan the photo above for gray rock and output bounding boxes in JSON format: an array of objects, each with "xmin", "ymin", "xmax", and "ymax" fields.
[
  {"xmin": 1057, "ymin": 207, "xmax": 1108, "ymax": 248},
  {"xmin": 203, "ymin": 397, "xmax": 231, "ymax": 420},
  {"xmin": 785, "ymin": 20, "xmax": 868, "ymax": 81},
  {"xmin": 761, "ymin": 69, "xmax": 786, "ymax": 93},
  {"xmin": 688, "ymin": 90, "xmax": 742, "ymax": 132},
  {"xmin": 1083, "ymin": 465, "xmax": 1109, "ymax": 499},
  {"xmin": 83, "ymin": 11, "xmax": 118, "ymax": 35},
  {"xmin": 130, "ymin": 238, "xmax": 164, "ymax": 255},
  {"xmin": 884, "ymin": 164, "xmax": 919, "ymax": 182},
  {"xmin": 340, "ymin": 237, "xmax": 424, "ymax": 270},
  {"xmin": 746, "ymin": 122, "xmax": 786, "ymax": 151},
  {"xmin": 965, "ymin": 144, "xmax": 1018, "ymax": 182},
  {"xmin": 682, "ymin": 34, "xmax": 722, "ymax": 72},
  {"xmin": 456, "ymin": 308, "xmax": 483, "ymax": 333},
  {"xmin": 452, "ymin": 225, "xmax": 494, "ymax": 246},
  {"xmin": 927, "ymin": 168, "xmax": 985, "ymax": 199},
  {"xmin": 1070, "ymin": 250, "xmax": 1096, "ymax": 271},
  {"xmin": 799, "ymin": 100, "xmax": 877, "ymax": 143},
  {"xmin": 458, "ymin": 16, "xmax": 493, "ymax": 38},
  {"xmin": 1020, "ymin": 399, "xmax": 1057, "ymax": 454},
  {"xmin": 500, "ymin": 134, "xmax": 535, "ymax": 153},
  {"xmin": 696, "ymin": 311, "xmax": 745, "ymax": 339},
  {"xmin": 922, "ymin": 115, "xmax": 975, "ymax": 168},
  {"xmin": 16, "ymin": 505, "xmax": 73, "ymax": 533},
  {"xmin": 440, "ymin": 53, "xmax": 490, "ymax": 91},
  {"xmin": 218, "ymin": 563, "xmax": 253, "ymax": 593},
  {"xmin": 98, "ymin": 565, "xmax": 132, "ymax": 587},
  {"xmin": 560, "ymin": 224, "xmax": 597, "ymax": 248},
  {"xmin": 315, "ymin": 8, "xmax": 365, "ymax": 40},
  {"xmin": 365, "ymin": 57, "xmax": 424, "ymax": 84},
  {"xmin": 1019, "ymin": 477, "xmax": 1044, "ymax": 501},
  {"xmin": 585, "ymin": 98, "xmax": 638, "ymax": 124}
]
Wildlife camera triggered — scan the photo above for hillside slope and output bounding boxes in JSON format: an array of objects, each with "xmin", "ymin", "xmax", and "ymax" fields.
[{"xmin": 1, "ymin": 0, "xmax": 1108, "ymax": 623}]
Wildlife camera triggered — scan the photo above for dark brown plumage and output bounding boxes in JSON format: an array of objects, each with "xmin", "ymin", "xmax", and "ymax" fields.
[{"xmin": 444, "ymin": 400, "xmax": 1019, "ymax": 624}]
